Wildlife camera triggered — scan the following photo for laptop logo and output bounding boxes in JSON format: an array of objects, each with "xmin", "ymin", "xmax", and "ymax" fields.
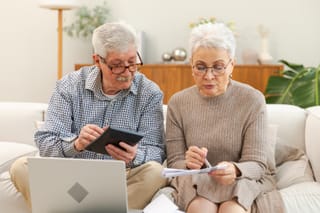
[{"xmin": 67, "ymin": 182, "xmax": 89, "ymax": 203}]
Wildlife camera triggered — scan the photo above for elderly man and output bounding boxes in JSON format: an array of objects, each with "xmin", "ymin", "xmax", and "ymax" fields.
[{"xmin": 10, "ymin": 21, "xmax": 167, "ymax": 210}]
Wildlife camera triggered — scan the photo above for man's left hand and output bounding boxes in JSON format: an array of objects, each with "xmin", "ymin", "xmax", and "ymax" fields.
[{"xmin": 105, "ymin": 142, "xmax": 137, "ymax": 165}]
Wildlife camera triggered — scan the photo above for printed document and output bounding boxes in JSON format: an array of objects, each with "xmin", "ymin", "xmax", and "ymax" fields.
[{"xmin": 162, "ymin": 164, "xmax": 227, "ymax": 178}]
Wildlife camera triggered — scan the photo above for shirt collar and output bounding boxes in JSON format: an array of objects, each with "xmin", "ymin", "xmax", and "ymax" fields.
[{"xmin": 85, "ymin": 66, "xmax": 138, "ymax": 100}]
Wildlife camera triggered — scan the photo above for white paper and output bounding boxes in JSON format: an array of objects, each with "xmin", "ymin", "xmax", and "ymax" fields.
[
  {"xmin": 143, "ymin": 194, "xmax": 179, "ymax": 213},
  {"xmin": 162, "ymin": 164, "xmax": 227, "ymax": 178}
]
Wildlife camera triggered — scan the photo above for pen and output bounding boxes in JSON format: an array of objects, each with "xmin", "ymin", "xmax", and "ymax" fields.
[{"xmin": 204, "ymin": 158, "xmax": 212, "ymax": 168}]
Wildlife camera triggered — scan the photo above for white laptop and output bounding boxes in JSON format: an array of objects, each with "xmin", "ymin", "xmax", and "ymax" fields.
[{"xmin": 28, "ymin": 157, "xmax": 142, "ymax": 213}]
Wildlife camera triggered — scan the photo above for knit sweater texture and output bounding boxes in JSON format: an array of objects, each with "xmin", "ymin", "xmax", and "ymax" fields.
[{"xmin": 166, "ymin": 80, "xmax": 284, "ymax": 212}]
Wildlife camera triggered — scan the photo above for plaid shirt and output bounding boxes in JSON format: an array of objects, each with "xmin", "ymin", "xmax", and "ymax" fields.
[{"xmin": 35, "ymin": 66, "xmax": 165, "ymax": 167}]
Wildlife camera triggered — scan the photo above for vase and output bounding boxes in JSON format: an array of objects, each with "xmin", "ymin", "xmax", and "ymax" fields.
[{"xmin": 258, "ymin": 37, "xmax": 273, "ymax": 64}]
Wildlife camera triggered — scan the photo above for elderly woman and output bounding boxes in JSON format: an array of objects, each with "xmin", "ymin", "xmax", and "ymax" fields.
[{"xmin": 165, "ymin": 23, "xmax": 284, "ymax": 213}]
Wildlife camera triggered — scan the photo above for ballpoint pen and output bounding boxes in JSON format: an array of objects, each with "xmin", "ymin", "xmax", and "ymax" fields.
[{"xmin": 204, "ymin": 158, "xmax": 212, "ymax": 168}]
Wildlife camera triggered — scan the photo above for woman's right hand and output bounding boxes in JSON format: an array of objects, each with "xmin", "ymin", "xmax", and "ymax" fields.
[
  {"xmin": 74, "ymin": 124, "xmax": 105, "ymax": 151},
  {"xmin": 185, "ymin": 146, "xmax": 208, "ymax": 169}
]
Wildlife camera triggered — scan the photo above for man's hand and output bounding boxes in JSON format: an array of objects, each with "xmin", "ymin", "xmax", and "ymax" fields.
[
  {"xmin": 74, "ymin": 124, "xmax": 105, "ymax": 152},
  {"xmin": 106, "ymin": 142, "xmax": 138, "ymax": 165}
]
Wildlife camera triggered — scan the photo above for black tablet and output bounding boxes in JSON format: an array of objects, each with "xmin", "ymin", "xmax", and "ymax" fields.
[{"xmin": 85, "ymin": 127, "xmax": 144, "ymax": 155}]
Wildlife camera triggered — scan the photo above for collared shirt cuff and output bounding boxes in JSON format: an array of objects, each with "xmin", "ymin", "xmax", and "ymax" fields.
[
  {"xmin": 61, "ymin": 136, "xmax": 80, "ymax": 157},
  {"xmin": 132, "ymin": 148, "xmax": 145, "ymax": 167}
]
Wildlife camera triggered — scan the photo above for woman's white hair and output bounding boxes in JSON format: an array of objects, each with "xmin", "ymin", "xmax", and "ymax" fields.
[
  {"xmin": 92, "ymin": 21, "xmax": 139, "ymax": 58},
  {"xmin": 189, "ymin": 22, "xmax": 236, "ymax": 58}
]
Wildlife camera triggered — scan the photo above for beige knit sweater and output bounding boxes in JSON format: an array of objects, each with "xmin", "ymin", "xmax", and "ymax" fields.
[{"xmin": 166, "ymin": 80, "xmax": 284, "ymax": 212}]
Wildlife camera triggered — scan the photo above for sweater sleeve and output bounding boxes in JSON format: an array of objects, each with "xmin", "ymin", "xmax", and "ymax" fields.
[
  {"xmin": 234, "ymin": 95, "xmax": 268, "ymax": 180},
  {"xmin": 166, "ymin": 98, "xmax": 188, "ymax": 169}
]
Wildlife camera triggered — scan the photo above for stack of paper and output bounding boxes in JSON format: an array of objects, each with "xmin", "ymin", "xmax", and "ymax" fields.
[
  {"xmin": 143, "ymin": 194, "xmax": 184, "ymax": 213},
  {"xmin": 162, "ymin": 164, "xmax": 227, "ymax": 178}
]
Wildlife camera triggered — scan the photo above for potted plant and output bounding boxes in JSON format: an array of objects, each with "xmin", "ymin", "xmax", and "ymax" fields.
[
  {"xmin": 265, "ymin": 60, "xmax": 320, "ymax": 108},
  {"xmin": 64, "ymin": 1, "xmax": 110, "ymax": 39}
]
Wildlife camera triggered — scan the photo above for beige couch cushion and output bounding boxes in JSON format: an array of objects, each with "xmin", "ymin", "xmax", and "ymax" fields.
[
  {"xmin": 274, "ymin": 140, "xmax": 314, "ymax": 189},
  {"xmin": 280, "ymin": 182, "xmax": 320, "ymax": 213},
  {"xmin": 266, "ymin": 124, "xmax": 277, "ymax": 173},
  {"xmin": 0, "ymin": 102, "xmax": 47, "ymax": 145},
  {"xmin": 267, "ymin": 104, "xmax": 306, "ymax": 151},
  {"xmin": 0, "ymin": 171, "xmax": 30, "ymax": 213},
  {"xmin": 0, "ymin": 142, "xmax": 38, "ymax": 173},
  {"xmin": 306, "ymin": 106, "xmax": 320, "ymax": 182}
]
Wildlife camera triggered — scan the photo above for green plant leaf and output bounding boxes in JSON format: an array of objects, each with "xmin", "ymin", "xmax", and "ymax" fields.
[
  {"xmin": 279, "ymin": 59, "xmax": 304, "ymax": 71},
  {"xmin": 265, "ymin": 76, "xmax": 291, "ymax": 95},
  {"xmin": 265, "ymin": 60, "xmax": 320, "ymax": 108},
  {"xmin": 64, "ymin": 2, "xmax": 109, "ymax": 39}
]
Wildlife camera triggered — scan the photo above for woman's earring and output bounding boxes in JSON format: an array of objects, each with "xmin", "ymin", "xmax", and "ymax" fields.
[{"xmin": 229, "ymin": 74, "xmax": 233, "ymax": 79}]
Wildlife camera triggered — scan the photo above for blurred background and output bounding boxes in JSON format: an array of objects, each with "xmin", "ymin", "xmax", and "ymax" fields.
[{"xmin": 1, "ymin": 0, "xmax": 319, "ymax": 103}]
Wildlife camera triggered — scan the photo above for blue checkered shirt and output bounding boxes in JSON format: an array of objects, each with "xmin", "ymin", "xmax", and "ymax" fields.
[{"xmin": 34, "ymin": 66, "xmax": 166, "ymax": 167}]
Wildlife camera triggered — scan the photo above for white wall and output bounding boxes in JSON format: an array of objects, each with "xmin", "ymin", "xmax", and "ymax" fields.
[{"xmin": 1, "ymin": 0, "xmax": 319, "ymax": 103}]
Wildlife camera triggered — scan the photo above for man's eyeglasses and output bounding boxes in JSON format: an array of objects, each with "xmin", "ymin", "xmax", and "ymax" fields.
[
  {"xmin": 98, "ymin": 52, "xmax": 143, "ymax": 75},
  {"xmin": 192, "ymin": 58, "xmax": 232, "ymax": 76}
]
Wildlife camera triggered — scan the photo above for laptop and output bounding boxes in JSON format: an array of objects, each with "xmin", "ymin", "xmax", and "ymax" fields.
[{"xmin": 28, "ymin": 157, "xmax": 142, "ymax": 213}]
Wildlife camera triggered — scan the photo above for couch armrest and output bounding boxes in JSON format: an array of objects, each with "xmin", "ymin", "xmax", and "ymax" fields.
[
  {"xmin": 0, "ymin": 142, "xmax": 38, "ymax": 173},
  {"xmin": 306, "ymin": 106, "xmax": 320, "ymax": 182},
  {"xmin": 0, "ymin": 102, "xmax": 48, "ymax": 146}
]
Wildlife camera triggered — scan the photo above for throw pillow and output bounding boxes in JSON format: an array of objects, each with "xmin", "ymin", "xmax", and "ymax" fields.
[
  {"xmin": 266, "ymin": 124, "xmax": 278, "ymax": 174},
  {"xmin": 275, "ymin": 142, "xmax": 315, "ymax": 189},
  {"xmin": 275, "ymin": 141, "xmax": 304, "ymax": 167},
  {"xmin": 276, "ymin": 155, "xmax": 314, "ymax": 189}
]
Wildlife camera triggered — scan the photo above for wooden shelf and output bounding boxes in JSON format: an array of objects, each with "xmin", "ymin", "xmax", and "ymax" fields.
[
  {"xmin": 75, "ymin": 63, "xmax": 283, "ymax": 104},
  {"xmin": 139, "ymin": 64, "xmax": 283, "ymax": 104}
]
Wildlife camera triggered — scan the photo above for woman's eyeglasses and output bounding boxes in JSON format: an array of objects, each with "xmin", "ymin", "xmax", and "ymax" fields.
[{"xmin": 192, "ymin": 58, "xmax": 232, "ymax": 76}]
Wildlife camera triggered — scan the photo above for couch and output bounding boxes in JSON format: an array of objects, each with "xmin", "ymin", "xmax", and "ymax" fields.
[{"xmin": 0, "ymin": 102, "xmax": 320, "ymax": 213}]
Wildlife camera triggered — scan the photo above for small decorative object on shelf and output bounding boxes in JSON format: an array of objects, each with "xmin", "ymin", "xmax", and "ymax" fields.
[
  {"xmin": 189, "ymin": 16, "xmax": 235, "ymax": 32},
  {"xmin": 242, "ymin": 48, "xmax": 258, "ymax": 64},
  {"xmin": 257, "ymin": 24, "xmax": 273, "ymax": 64},
  {"xmin": 161, "ymin": 52, "xmax": 172, "ymax": 62},
  {"xmin": 172, "ymin": 47, "xmax": 187, "ymax": 62}
]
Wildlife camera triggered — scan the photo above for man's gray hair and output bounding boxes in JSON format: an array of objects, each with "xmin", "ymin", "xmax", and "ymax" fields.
[
  {"xmin": 189, "ymin": 23, "xmax": 236, "ymax": 58},
  {"xmin": 92, "ymin": 21, "xmax": 138, "ymax": 58}
]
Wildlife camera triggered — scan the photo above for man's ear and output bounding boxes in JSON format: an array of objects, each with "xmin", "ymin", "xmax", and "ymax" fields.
[{"xmin": 93, "ymin": 54, "xmax": 101, "ymax": 68}]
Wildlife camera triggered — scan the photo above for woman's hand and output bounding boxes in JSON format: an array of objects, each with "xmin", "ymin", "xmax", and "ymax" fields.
[
  {"xmin": 185, "ymin": 146, "xmax": 208, "ymax": 169},
  {"xmin": 74, "ymin": 124, "xmax": 105, "ymax": 151},
  {"xmin": 208, "ymin": 161, "xmax": 240, "ymax": 185}
]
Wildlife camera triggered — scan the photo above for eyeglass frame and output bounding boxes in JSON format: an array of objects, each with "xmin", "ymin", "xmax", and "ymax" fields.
[
  {"xmin": 98, "ymin": 52, "xmax": 143, "ymax": 75},
  {"xmin": 192, "ymin": 58, "xmax": 232, "ymax": 76}
]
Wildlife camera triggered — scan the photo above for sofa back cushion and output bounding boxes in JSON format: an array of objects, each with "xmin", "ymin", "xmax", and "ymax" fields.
[
  {"xmin": 305, "ymin": 106, "xmax": 320, "ymax": 182},
  {"xmin": 266, "ymin": 104, "xmax": 306, "ymax": 151},
  {"xmin": 0, "ymin": 102, "xmax": 48, "ymax": 146}
]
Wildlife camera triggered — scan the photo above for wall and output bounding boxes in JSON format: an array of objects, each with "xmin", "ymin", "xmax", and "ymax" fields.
[{"xmin": 1, "ymin": 0, "xmax": 319, "ymax": 103}]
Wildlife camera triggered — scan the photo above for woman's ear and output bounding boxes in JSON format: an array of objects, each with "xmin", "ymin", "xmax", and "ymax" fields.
[
  {"xmin": 231, "ymin": 58, "xmax": 236, "ymax": 67},
  {"xmin": 228, "ymin": 58, "xmax": 236, "ymax": 77}
]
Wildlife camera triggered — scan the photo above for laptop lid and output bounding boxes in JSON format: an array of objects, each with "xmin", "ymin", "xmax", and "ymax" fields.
[{"xmin": 28, "ymin": 157, "xmax": 129, "ymax": 213}]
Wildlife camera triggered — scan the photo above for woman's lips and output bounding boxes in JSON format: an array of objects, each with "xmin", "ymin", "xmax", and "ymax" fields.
[{"xmin": 204, "ymin": 84, "xmax": 215, "ymax": 89}]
